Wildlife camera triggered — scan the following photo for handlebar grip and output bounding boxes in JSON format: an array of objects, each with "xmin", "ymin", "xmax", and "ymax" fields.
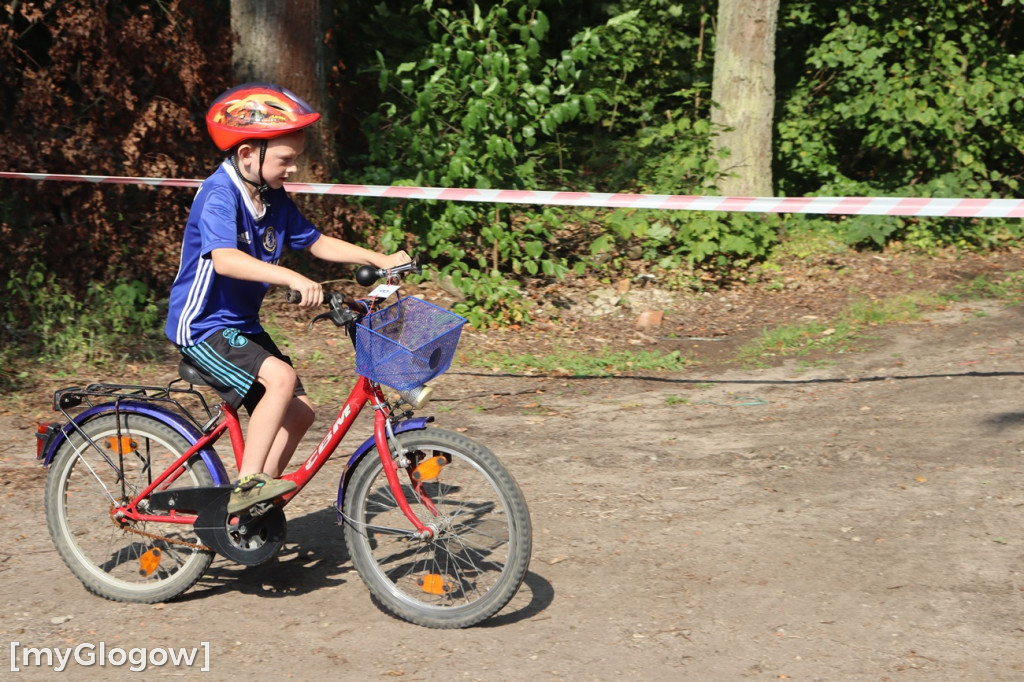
[{"xmin": 285, "ymin": 290, "xmax": 303, "ymax": 304}]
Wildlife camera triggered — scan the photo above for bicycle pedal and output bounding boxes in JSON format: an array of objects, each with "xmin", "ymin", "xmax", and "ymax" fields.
[
  {"xmin": 244, "ymin": 502, "xmax": 273, "ymax": 520},
  {"xmin": 138, "ymin": 547, "xmax": 162, "ymax": 577},
  {"xmin": 226, "ymin": 503, "xmax": 271, "ymax": 532}
]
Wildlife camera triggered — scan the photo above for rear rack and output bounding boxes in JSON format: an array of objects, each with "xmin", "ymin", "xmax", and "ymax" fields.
[{"xmin": 53, "ymin": 379, "xmax": 217, "ymax": 431}]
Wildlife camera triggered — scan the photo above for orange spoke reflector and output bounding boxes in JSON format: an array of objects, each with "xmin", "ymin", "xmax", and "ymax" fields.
[
  {"xmin": 411, "ymin": 456, "xmax": 447, "ymax": 482},
  {"xmin": 417, "ymin": 573, "xmax": 450, "ymax": 595},
  {"xmin": 105, "ymin": 436, "xmax": 138, "ymax": 454},
  {"xmin": 138, "ymin": 548, "xmax": 162, "ymax": 577}
]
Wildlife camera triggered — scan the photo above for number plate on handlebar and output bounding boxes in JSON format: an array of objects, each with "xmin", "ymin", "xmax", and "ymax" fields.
[{"xmin": 368, "ymin": 284, "xmax": 400, "ymax": 299}]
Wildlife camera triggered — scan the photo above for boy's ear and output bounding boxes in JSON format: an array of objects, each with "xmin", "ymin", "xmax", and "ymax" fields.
[{"xmin": 235, "ymin": 141, "xmax": 256, "ymax": 160}]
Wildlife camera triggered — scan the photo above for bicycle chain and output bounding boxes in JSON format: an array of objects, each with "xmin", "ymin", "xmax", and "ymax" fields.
[{"xmin": 109, "ymin": 505, "xmax": 212, "ymax": 552}]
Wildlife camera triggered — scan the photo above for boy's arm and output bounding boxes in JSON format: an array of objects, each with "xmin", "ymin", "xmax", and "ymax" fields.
[
  {"xmin": 308, "ymin": 234, "xmax": 411, "ymax": 270},
  {"xmin": 210, "ymin": 248, "xmax": 324, "ymax": 307}
]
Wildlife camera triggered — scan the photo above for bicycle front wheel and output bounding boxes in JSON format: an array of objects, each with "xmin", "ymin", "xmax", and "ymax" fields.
[
  {"xmin": 342, "ymin": 428, "xmax": 532, "ymax": 628},
  {"xmin": 44, "ymin": 413, "xmax": 216, "ymax": 603}
]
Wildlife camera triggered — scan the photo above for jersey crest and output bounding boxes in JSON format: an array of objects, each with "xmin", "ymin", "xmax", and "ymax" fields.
[{"xmin": 262, "ymin": 226, "xmax": 277, "ymax": 255}]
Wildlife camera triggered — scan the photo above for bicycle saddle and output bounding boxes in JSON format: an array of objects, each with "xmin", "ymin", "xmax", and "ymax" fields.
[{"xmin": 178, "ymin": 356, "xmax": 232, "ymax": 393}]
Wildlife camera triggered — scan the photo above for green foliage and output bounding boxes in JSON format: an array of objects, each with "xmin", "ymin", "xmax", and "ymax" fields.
[
  {"xmin": 355, "ymin": 0, "xmax": 765, "ymax": 311},
  {"xmin": 7, "ymin": 0, "xmax": 1024, "ymax": 346},
  {"xmin": 591, "ymin": 209, "xmax": 779, "ymax": 273},
  {"xmin": 365, "ymin": 0, "xmax": 594, "ymax": 190},
  {"xmin": 569, "ymin": 1, "xmax": 719, "ymax": 194},
  {"xmin": 4, "ymin": 262, "xmax": 161, "ymax": 365},
  {"xmin": 776, "ymin": 0, "xmax": 1024, "ymax": 249},
  {"xmin": 447, "ymin": 264, "xmax": 530, "ymax": 327},
  {"xmin": 561, "ymin": 2, "xmax": 780, "ymax": 274},
  {"xmin": 357, "ymin": 0, "xmax": 617, "ymax": 324}
]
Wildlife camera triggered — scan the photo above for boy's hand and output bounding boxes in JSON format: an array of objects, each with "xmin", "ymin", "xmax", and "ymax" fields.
[
  {"xmin": 289, "ymin": 277, "xmax": 323, "ymax": 308},
  {"xmin": 376, "ymin": 250, "xmax": 412, "ymax": 270}
]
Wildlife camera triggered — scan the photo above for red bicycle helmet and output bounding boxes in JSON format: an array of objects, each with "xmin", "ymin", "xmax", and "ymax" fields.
[{"xmin": 205, "ymin": 82, "xmax": 321, "ymax": 151}]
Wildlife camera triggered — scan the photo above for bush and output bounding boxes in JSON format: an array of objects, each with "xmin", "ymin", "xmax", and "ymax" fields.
[
  {"xmin": 4, "ymin": 262, "xmax": 161, "ymax": 365},
  {"xmin": 775, "ymin": 1, "xmax": 1024, "ymax": 249}
]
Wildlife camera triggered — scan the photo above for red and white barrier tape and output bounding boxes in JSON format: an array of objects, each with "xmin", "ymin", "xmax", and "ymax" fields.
[{"xmin": 2, "ymin": 171, "xmax": 1022, "ymax": 218}]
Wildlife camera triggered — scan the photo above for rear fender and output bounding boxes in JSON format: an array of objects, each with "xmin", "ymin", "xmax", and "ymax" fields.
[
  {"xmin": 335, "ymin": 417, "xmax": 432, "ymax": 517},
  {"xmin": 42, "ymin": 401, "xmax": 230, "ymax": 485}
]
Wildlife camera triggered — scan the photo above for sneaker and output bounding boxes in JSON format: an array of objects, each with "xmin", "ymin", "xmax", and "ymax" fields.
[{"xmin": 227, "ymin": 473, "xmax": 296, "ymax": 514}]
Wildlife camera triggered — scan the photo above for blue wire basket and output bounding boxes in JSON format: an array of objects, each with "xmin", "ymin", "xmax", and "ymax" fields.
[{"xmin": 355, "ymin": 297, "xmax": 467, "ymax": 390}]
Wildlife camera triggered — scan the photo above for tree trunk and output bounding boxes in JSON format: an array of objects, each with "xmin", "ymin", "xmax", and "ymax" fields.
[
  {"xmin": 230, "ymin": 0, "xmax": 334, "ymax": 182},
  {"xmin": 710, "ymin": 0, "xmax": 779, "ymax": 197}
]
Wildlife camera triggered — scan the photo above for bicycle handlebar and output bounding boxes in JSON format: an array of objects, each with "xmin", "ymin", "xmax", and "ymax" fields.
[
  {"xmin": 354, "ymin": 260, "xmax": 421, "ymax": 287},
  {"xmin": 285, "ymin": 259, "xmax": 420, "ymax": 305}
]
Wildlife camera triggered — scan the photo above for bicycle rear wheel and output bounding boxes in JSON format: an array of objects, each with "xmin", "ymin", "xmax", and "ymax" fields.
[
  {"xmin": 342, "ymin": 428, "xmax": 532, "ymax": 628},
  {"xmin": 44, "ymin": 413, "xmax": 215, "ymax": 603}
]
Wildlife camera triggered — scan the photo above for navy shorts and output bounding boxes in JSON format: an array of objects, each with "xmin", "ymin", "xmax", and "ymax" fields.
[{"xmin": 180, "ymin": 328, "xmax": 306, "ymax": 413}]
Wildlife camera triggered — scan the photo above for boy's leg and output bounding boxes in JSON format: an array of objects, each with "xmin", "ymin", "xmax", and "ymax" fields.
[
  {"xmin": 238, "ymin": 356, "xmax": 302, "ymax": 477},
  {"xmin": 179, "ymin": 330, "xmax": 309, "ymax": 513},
  {"xmin": 262, "ymin": 394, "xmax": 316, "ymax": 478},
  {"xmin": 226, "ymin": 356, "xmax": 305, "ymax": 514}
]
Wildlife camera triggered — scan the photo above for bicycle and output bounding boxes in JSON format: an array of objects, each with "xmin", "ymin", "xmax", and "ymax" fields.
[{"xmin": 37, "ymin": 262, "xmax": 532, "ymax": 629}]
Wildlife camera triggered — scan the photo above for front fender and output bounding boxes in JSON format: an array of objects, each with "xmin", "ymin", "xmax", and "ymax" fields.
[
  {"xmin": 335, "ymin": 417, "xmax": 432, "ymax": 517},
  {"xmin": 43, "ymin": 401, "xmax": 230, "ymax": 485}
]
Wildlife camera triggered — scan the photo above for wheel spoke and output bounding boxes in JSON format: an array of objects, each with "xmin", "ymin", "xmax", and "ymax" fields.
[
  {"xmin": 343, "ymin": 429, "xmax": 531, "ymax": 628},
  {"xmin": 66, "ymin": 441, "xmax": 121, "ymax": 506},
  {"xmin": 45, "ymin": 414, "xmax": 215, "ymax": 603}
]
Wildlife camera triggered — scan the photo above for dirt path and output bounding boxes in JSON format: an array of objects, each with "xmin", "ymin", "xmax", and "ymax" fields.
[{"xmin": 3, "ymin": 279, "xmax": 1024, "ymax": 679}]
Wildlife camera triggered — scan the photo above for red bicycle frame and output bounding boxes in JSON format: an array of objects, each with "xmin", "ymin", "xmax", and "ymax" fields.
[{"xmin": 115, "ymin": 375, "xmax": 432, "ymax": 537}]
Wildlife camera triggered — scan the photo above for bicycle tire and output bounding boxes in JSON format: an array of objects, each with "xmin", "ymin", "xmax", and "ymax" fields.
[
  {"xmin": 44, "ymin": 413, "xmax": 216, "ymax": 603},
  {"xmin": 342, "ymin": 428, "xmax": 532, "ymax": 628}
]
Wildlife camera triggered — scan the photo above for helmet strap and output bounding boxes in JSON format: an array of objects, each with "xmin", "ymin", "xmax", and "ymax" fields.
[{"xmin": 229, "ymin": 140, "xmax": 271, "ymax": 208}]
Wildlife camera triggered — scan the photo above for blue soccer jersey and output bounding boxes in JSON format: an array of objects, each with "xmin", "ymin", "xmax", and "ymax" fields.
[{"xmin": 165, "ymin": 161, "xmax": 321, "ymax": 346}]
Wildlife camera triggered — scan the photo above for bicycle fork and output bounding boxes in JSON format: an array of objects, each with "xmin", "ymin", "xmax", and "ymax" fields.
[{"xmin": 371, "ymin": 400, "xmax": 436, "ymax": 540}]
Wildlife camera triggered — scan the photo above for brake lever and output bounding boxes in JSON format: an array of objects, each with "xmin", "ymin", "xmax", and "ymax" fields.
[
  {"xmin": 308, "ymin": 311, "xmax": 336, "ymax": 329},
  {"xmin": 308, "ymin": 293, "xmax": 370, "ymax": 330}
]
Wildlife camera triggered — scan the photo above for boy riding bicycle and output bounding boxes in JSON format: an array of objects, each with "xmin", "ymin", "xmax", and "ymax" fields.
[{"xmin": 164, "ymin": 82, "xmax": 410, "ymax": 514}]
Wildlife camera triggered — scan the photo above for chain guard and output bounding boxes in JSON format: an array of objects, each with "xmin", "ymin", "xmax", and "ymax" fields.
[{"xmin": 148, "ymin": 485, "xmax": 286, "ymax": 566}]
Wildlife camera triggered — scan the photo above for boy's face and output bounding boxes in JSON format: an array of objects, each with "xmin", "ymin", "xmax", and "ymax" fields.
[{"xmin": 239, "ymin": 131, "xmax": 306, "ymax": 189}]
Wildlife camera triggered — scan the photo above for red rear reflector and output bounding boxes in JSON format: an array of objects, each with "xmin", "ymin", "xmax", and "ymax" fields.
[{"xmin": 36, "ymin": 422, "xmax": 60, "ymax": 459}]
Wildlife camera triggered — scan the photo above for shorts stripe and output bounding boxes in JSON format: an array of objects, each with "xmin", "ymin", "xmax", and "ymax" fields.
[{"xmin": 182, "ymin": 342, "xmax": 254, "ymax": 398}]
